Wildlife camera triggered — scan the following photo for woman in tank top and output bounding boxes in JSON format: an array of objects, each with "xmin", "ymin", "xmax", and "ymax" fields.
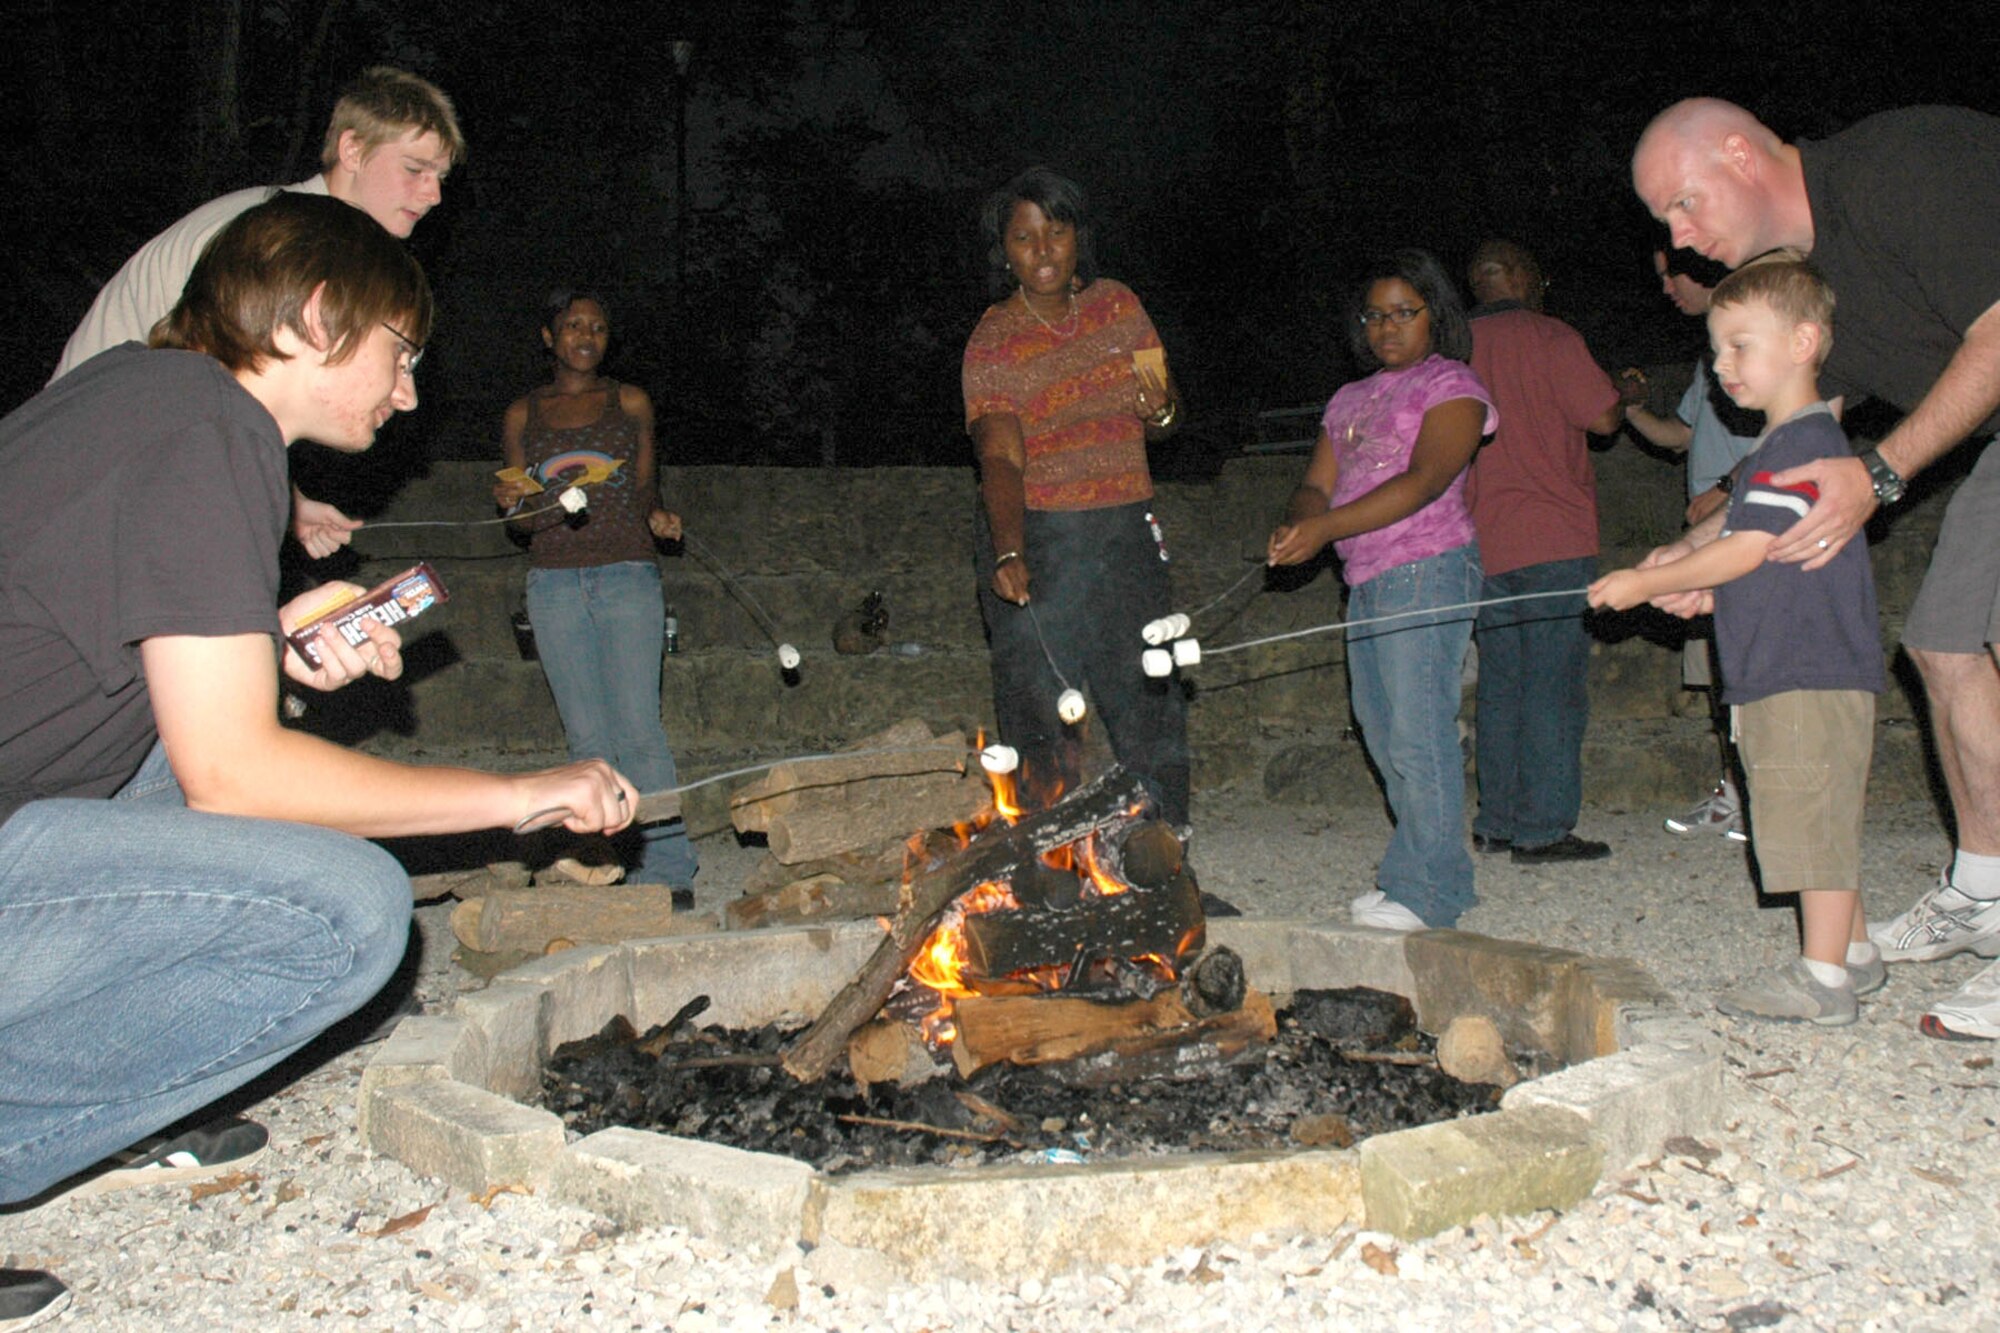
[{"xmin": 493, "ymin": 290, "xmax": 697, "ymax": 899}]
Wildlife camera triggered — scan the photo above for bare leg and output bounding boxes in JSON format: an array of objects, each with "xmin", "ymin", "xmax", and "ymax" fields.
[
  {"xmin": 1801, "ymin": 889, "xmax": 1865, "ymax": 966},
  {"xmin": 1906, "ymin": 645, "xmax": 2000, "ymax": 856}
]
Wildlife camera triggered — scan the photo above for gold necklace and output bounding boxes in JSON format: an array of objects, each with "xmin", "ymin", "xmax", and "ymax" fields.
[{"xmin": 1019, "ymin": 287, "xmax": 1079, "ymax": 338}]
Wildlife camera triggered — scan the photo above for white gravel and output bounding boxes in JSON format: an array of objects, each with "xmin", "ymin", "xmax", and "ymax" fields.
[{"xmin": 5, "ymin": 783, "xmax": 1998, "ymax": 1331}]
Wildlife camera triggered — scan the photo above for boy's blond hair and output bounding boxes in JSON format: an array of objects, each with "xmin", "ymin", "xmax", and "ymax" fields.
[
  {"xmin": 320, "ymin": 67, "xmax": 465, "ymax": 170},
  {"xmin": 1710, "ymin": 250, "xmax": 1835, "ymax": 366}
]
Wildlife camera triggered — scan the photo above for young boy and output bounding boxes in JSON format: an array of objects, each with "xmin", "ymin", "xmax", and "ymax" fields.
[{"xmin": 1589, "ymin": 255, "xmax": 1886, "ymax": 1025}]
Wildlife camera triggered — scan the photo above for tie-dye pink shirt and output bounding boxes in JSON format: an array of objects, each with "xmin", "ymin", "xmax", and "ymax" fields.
[{"xmin": 1322, "ymin": 354, "xmax": 1496, "ymax": 586}]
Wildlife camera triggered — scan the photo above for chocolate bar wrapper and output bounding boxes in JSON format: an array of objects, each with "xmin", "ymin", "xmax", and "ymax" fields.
[{"xmin": 287, "ymin": 562, "xmax": 450, "ymax": 668}]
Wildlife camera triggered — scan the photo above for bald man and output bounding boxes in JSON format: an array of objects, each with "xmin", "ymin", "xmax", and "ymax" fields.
[{"xmin": 1633, "ymin": 98, "xmax": 2000, "ymax": 1041}]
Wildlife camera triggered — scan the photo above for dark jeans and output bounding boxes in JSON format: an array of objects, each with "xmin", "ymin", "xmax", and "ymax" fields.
[
  {"xmin": 1472, "ymin": 556, "xmax": 1596, "ymax": 848},
  {"xmin": 977, "ymin": 501, "xmax": 1189, "ymax": 825}
]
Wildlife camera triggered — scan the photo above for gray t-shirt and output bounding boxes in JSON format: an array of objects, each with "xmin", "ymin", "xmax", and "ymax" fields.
[{"xmin": 0, "ymin": 346, "xmax": 288, "ymax": 818}]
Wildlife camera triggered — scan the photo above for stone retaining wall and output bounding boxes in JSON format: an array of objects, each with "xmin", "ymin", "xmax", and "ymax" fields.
[{"xmin": 314, "ymin": 432, "xmax": 1948, "ymax": 818}]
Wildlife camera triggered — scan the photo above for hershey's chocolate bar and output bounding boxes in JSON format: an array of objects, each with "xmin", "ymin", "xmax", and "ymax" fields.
[{"xmin": 287, "ymin": 563, "xmax": 449, "ymax": 668}]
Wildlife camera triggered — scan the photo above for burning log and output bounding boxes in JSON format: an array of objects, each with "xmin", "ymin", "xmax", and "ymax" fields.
[
  {"xmin": 959, "ymin": 867, "xmax": 1203, "ymax": 979},
  {"xmin": 950, "ymin": 988, "xmax": 1277, "ymax": 1080},
  {"xmin": 778, "ymin": 766, "xmax": 1153, "ymax": 1083}
]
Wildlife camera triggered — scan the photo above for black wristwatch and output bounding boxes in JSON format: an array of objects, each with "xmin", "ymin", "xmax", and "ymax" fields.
[{"xmin": 1858, "ymin": 448, "xmax": 1905, "ymax": 505}]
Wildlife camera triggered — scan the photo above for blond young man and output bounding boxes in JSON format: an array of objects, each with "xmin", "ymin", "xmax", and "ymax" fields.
[{"xmin": 54, "ymin": 67, "xmax": 464, "ymax": 559}]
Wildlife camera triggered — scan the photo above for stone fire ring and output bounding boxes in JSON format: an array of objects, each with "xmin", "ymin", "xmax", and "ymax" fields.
[{"xmin": 359, "ymin": 920, "xmax": 1720, "ymax": 1281}]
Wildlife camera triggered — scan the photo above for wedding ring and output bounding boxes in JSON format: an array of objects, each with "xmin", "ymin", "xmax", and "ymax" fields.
[{"xmin": 1817, "ymin": 538, "xmax": 1830, "ymax": 549}]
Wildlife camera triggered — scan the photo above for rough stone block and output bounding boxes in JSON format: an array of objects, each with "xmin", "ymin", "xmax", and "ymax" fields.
[
  {"xmin": 548, "ymin": 1129, "xmax": 818, "ymax": 1255},
  {"xmin": 817, "ymin": 1149, "xmax": 1364, "ymax": 1280},
  {"xmin": 451, "ymin": 983, "xmax": 550, "ymax": 1099},
  {"xmin": 1502, "ymin": 1040, "xmax": 1723, "ymax": 1171},
  {"xmin": 626, "ymin": 922, "xmax": 883, "ymax": 1030},
  {"xmin": 361, "ymin": 1080, "xmax": 565, "ymax": 1193},
  {"xmin": 1569, "ymin": 955, "xmax": 1676, "ymax": 1059},
  {"xmin": 1284, "ymin": 922, "xmax": 1417, "ymax": 998},
  {"xmin": 492, "ymin": 945, "xmax": 634, "ymax": 1053},
  {"xmin": 1358, "ymin": 1105, "xmax": 1603, "ymax": 1239},
  {"xmin": 357, "ymin": 1015, "xmax": 488, "ymax": 1139},
  {"xmin": 1404, "ymin": 932, "xmax": 1584, "ymax": 1058}
]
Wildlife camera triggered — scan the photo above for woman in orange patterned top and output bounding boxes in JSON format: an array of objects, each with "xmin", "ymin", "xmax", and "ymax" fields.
[{"xmin": 962, "ymin": 167, "xmax": 1188, "ymax": 827}]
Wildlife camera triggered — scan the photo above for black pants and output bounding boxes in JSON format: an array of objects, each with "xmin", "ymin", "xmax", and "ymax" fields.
[{"xmin": 976, "ymin": 500, "xmax": 1190, "ymax": 825}]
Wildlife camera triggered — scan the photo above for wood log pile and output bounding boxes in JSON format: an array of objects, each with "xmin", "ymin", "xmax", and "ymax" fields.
[{"xmin": 723, "ymin": 718, "xmax": 992, "ymax": 929}]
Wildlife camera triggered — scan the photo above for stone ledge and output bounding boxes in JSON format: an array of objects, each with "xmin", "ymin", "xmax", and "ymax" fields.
[
  {"xmin": 817, "ymin": 1149, "xmax": 1365, "ymax": 1280},
  {"xmin": 363, "ymin": 1079, "xmax": 566, "ymax": 1194},
  {"xmin": 365, "ymin": 918, "xmax": 1713, "ymax": 1275},
  {"xmin": 1358, "ymin": 1103, "xmax": 1604, "ymax": 1240},
  {"xmin": 547, "ymin": 1128, "xmax": 818, "ymax": 1257}
]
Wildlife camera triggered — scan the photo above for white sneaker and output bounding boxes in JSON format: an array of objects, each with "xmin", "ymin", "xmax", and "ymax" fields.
[
  {"xmin": 1350, "ymin": 890, "xmax": 1427, "ymax": 932},
  {"xmin": 1920, "ymin": 957, "xmax": 2000, "ymax": 1041},
  {"xmin": 1665, "ymin": 777, "xmax": 1747, "ymax": 841},
  {"xmin": 1867, "ymin": 875, "xmax": 2000, "ymax": 963}
]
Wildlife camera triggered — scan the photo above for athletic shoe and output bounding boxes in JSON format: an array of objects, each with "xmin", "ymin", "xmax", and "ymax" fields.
[
  {"xmin": 1665, "ymin": 777, "xmax": 1748, "ymax": 842},
  {"xmin": 1848, "ymin": 955, "xmax": 1888, "ymax": 997},
  {"xmin": 1867, "ymin": 876, "xmax": 2000, "ymax": 963},
  {"xmin": 1350, "ymin": 891, "xmax": 1427, "ymax": 932},
  {"xmin": 1715, "ymin": 959, "xmax": 1858, "ymax": 1027},
  {"xmin": 1511, "ymin": 833, "xmax": 1612, "ymax": 865},
  {"xmin": 1919, "ymin": 957, "xmax": 2000, "ymax": 1041},
  {"xmin": 1471, "ymin": 833, "xmax": 1512, "ymax": 854},
  {"xmin": 60, "ymin": 1116, "xmax": 269, "ymax": 1201},
  {"xmin": 0, "ymin": 1270, "xmax": 68, "ymax": 1330}
]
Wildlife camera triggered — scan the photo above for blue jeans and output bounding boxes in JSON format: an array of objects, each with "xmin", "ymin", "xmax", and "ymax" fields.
[
  {"xmin": 526, "ymin": 561, "xmax": 696, "ymax": 886},
  {"xmin": 1345, "ymin": 543, "xmax": 1482, "ymax": 926},
  {"xmin": 976, "ymin": 502, "xmax": 1190, "ymax": 825},
  {"xmin": 1472, "ymin": 557, "xmax": 1595, "ymax": 848},
  {"xmin": 0, "ymin": 746, "xmax": 409, "ymax": 1202}
]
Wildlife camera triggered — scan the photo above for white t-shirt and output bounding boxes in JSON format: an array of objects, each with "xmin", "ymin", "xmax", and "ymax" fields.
[{"xmin": 52, "ymin": 175, "xmax": 330, "ymax": 382}]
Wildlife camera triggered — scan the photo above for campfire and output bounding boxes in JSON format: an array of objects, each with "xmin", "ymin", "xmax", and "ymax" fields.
[{"xmin": 737, "ymin": 719, "xmax": 1274, "ymax": 1091}]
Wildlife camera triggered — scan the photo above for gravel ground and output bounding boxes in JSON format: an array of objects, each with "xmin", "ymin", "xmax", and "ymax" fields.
[{"xmin": 5, "ymin": 785, "xmax": 1998, "ymax": 1331}]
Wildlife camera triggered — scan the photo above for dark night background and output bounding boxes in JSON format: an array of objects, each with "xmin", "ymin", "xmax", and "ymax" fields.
[{"xmin": 4, "ymin": 1, "xmax": 1993, "ymax": 488}]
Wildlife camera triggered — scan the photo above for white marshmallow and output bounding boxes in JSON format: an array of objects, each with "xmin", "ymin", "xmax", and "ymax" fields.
[
  {"xmin": 1167, "ymin": 613, "xmax": 1191, "ymax": 638},
  {"xmin": 978, "ymin": 743, "xmax": 1020, "ymax": 774},
  {"xmin": 558, "ymin": 486, "xmax": 588, "ymax": 513},
  {"xmin": 776, "ymin": 643, "xmax": 801, "ymax": 670},
  {"xmin": 1056, "ymin": 688, "xmax": 1087, "ymax": 724},
  {"xmin": 1172, "ymin": 637, "xmax": 1201, "ymax": 667},
  {"xmin": 1142, "ymin": 647, "xmax": 1174, "ymax": 677},
  {"xmin": 1142, "ymin": 618, "xmax": 1172, "ymax": 646}
]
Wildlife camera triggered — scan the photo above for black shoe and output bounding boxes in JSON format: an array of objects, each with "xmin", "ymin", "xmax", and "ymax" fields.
[
  {"xmin": 1511, "ymin": 833, "xmax": 1611, "ymax": 865},
  {"xmin": 61, "ymin": 1116, "xmax": 269, "ymax": 1201},
  {"xmin": 0, "ymin": 1269, "xmax": 69, "ymax": 1329},
  {"xmin": 1471, "ymin": 833, "xmax": 1512, "ymax": 854}
]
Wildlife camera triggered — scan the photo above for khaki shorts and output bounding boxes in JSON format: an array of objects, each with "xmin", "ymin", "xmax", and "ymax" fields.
[
  {"xmin": 1904, "ymin": 437, "xmax": 2000, "ymax": 654},
  {"xmin": 1681, "ymin": 627, "xmax": 1715, "ymax": 690},
  {"xmin": 1733, "ymin": 689, "xmax": 1874, "ymax": 893}
]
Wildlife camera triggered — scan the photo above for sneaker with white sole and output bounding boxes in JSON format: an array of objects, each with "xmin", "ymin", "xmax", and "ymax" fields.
[
  {"xmin": 1350, "ymin": 890, "xmax": 1428, "ymax": 932},
  {"xmin": 1714, "ymin": 959, "xmax": 1858, "ymax": 1026},
  {"xmin": 1664, "ymin": 777, "xmax": 1748, "ymax": 842},
  {"xmin": 1848, "ymin": 955, "xmax": 1888, "ymax": 997},
  {"xmin": 1919, "ymin": 957, "xmax": 2000, "ymax": 1041},
  {"xmin": 0, "ymin": 1269, "xmax": 69, "ymax": 1330},
  {"xmin": 56, "ymin": 1116, "xmax": 268, "ymax": 1202},
  {"xmin": 1867, "ymin": 876, "xmax": 2000, "ymax": 963}
]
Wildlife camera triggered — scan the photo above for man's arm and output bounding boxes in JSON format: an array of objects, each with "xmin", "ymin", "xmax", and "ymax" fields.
[
  {"xmin": 141, "ymin": 632, "xmax": 635, "ymax": 838},
  {"xmin": 1768, "ymin": 298, "xmax": 2000, "ymax": 568}
]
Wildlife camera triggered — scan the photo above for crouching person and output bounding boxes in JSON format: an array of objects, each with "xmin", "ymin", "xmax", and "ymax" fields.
[{"xmin": 0, "ymin": 193, "xmax": 637, "ymax": 1326}]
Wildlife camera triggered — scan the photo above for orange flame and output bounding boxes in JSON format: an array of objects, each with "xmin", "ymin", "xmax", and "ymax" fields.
[{"xmin": 907, "ymin": 878, "xmax": 1018, "ymax": 1042}]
